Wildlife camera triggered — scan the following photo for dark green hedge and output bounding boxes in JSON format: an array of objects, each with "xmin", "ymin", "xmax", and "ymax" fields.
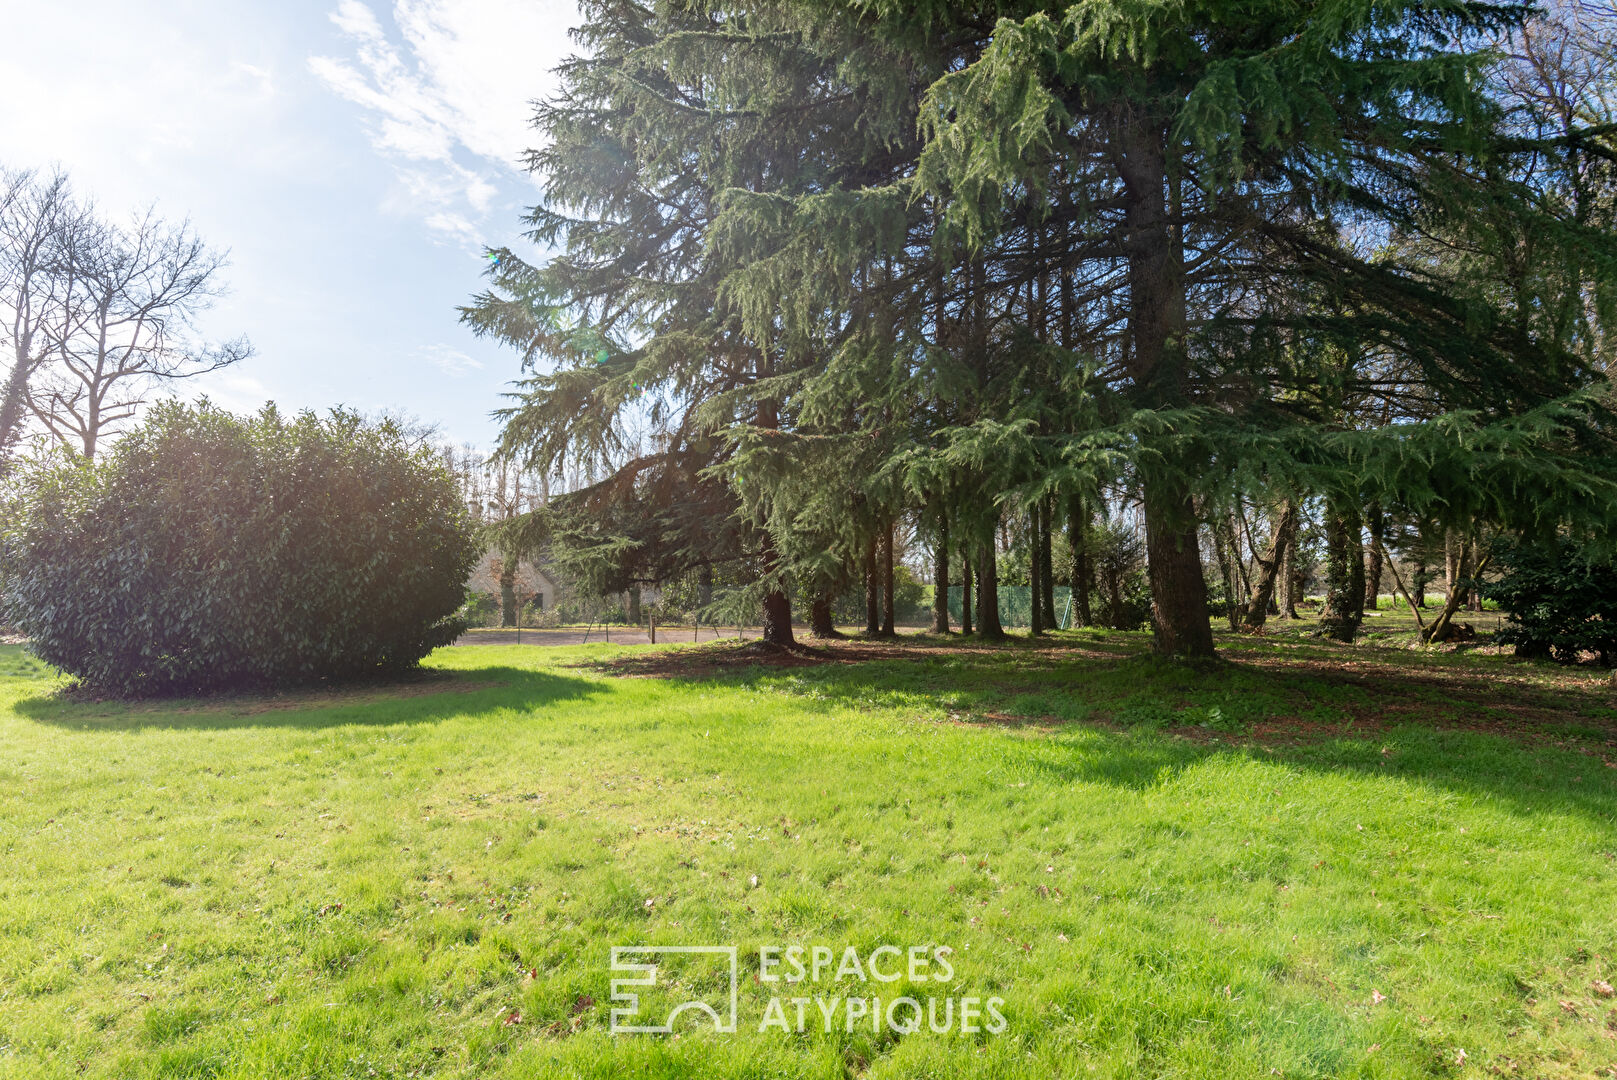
[
  {"xmin": 2, "ymin": 402, "xmax": 480, "ymax": 694},
  {"xmin": 1486, "ymin": 537, "xmax": 1617, "ymax": 666}
]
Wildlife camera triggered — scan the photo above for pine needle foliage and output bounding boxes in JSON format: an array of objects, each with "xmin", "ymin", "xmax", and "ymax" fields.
[{"xmin": 466, "ymin": 0, "xmax": 1617, "ymax": 655}]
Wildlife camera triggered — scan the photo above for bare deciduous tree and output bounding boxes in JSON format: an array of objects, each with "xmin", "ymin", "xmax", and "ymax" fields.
[
  {"xmin": 0, "ymin": 168, "xmax": 82, "ymax": 470},
  {"xmin": 1499, "ymin": 0, "xmax": 1617, "ymax": 369},
  {"xmin": 28, "ymin": 208, "xmax": 250, "ymax": 458}
]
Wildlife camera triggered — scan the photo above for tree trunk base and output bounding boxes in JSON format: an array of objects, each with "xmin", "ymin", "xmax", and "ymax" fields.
[
  {"xmin": 1143, "ymin": 482, "xmax": 1216, "ymax": 659},
  {"xmin": 809, "ymin": 595, "xmax": 842, "ymax": 639},
  {"xmin": 760, "ymin": 587, "xmax": 796, "ymax": 648}
]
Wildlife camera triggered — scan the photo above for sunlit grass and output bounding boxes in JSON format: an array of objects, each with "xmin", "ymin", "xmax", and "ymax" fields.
[{"xmin": 1, "ymin": 634, "xmax": 1614, "ymax": 1078}]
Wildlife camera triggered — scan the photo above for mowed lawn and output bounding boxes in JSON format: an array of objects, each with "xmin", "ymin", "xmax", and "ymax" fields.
[{"xmin": 2, "ymin": 630, "xmax": 1616, "ymax": 1079}]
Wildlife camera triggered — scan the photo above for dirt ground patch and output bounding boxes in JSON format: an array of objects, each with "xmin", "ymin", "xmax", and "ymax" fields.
[
  {"xmin": 568, "ymin": 639, "xmax": 848, "ymax": 677},
  {"xmin": 568, "ymin": 634, "xmax": 1127, "ymax": 678},
  {"xmin": 577, "ymin": 633, "xmax": 1617, "ymax": 759},
  {"xmin": 1225, "ymin": 651, "xmax": 1617, "ymax": 725}
]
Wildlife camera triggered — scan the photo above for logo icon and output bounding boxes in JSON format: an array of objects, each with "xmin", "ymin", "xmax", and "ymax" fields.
[{"xmin": 610, "ymin": 945, "xmax": 738, "ymax": 1034}]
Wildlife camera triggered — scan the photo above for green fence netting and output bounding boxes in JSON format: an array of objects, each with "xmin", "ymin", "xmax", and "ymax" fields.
[{"xmin": 944, "ymin": 586, "xmax": 1074, "ymax": 629}]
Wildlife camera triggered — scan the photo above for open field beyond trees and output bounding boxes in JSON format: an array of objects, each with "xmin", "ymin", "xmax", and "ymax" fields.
[{"xmin": 3, "ymin": 628, "xmax": 1617, "ymax": 1079}]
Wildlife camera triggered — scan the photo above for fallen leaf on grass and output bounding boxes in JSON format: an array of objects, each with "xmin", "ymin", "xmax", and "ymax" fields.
[
  {"xmin": 1371, "ymin": 990, "xmax": 1386, "ymax": 1005},
  {"xmin": 503, "ymin": 1010, "xmax": 522, "ymax": 1026},
  {"xmin": 1593, "ymin": 980, "xmax": 1614, "ymax": 997}
]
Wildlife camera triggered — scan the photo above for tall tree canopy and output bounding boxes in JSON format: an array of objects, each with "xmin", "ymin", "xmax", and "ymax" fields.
[{"xmin": 468, "ymin": 0, "xmax": 1617, "ymax": 655}]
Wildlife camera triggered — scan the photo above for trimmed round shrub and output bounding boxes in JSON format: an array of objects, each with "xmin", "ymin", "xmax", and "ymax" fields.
[{"xmin": 2, "ymin": 401, "xmax": 480, "ymax": 694}]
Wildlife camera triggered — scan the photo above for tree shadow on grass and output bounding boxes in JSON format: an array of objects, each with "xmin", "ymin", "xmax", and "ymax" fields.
[
  {"xmin": 630, "ymin": 632, "xmax": 1617, "ymax": 824},
  {"xmin": 1012, "ymin": 718, "xmax": 1617, "ymax": 830},
  {"xmin": 10, "ymin": 666, "xmax": 601, "ymax": 732}
]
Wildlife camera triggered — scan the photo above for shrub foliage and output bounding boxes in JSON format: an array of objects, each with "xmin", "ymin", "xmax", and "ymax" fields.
[
  {"xmin": 1487, "ymin": 537, "xmax": 1617, "ymax": 665},
  {"xmin": 2, "ymin": 402, "xmax": 480, "ymax": 694}
]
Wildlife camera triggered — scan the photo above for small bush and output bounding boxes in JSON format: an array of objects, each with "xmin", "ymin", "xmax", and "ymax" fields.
[
  {"xmin": 1, "ymin": 402, "xmax": 480, "ymax": 694},
  {"xmin": 1486, "ymin": 536, "xmax": 1617, "ymax": 665}
]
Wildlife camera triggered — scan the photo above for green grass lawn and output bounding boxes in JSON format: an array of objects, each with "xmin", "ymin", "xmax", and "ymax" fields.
[{"xmin": 2, "ymin": 627, "xmax": 1616, "ymax": 1079}]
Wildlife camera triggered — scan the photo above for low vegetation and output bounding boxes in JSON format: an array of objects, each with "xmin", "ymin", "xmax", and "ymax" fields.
[
  {"xmin": 2, "ymin": 627, "xmax": 1615, "ymax": 1079},
  {"xmin": 0, "ymin": 402, "xmax": 480, "ymax": 695}
]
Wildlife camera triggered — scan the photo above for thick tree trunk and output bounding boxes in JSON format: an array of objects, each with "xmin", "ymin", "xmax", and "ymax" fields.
[
  {"xmin": 864, "ymin": 534, "xmax": 880, "ymax": 636},
  {"xmin": 628, "ymin": 584, "xmax": 642, "ymax": 626},
  {"xmin": 1279, "ymin": 506, "xmax": 1301, "ymax": 618},
  {"xmin": 698, "ymin": 564, "xmax": 713, "ymax": 608},
  {"xmin": 1454, "ymin": 537, "xmax": 1480, "ymax": 614},
  {"xmin": 1068, "ymin": 496, "xmax": 1092, "ymax": 626},
  {"xmin": 1104, "ymin": 564, "xmax": 1127, "ymax": 631},
  {"xmin": 931, "ymin": 518, "xmax": 950, "ymax": 634},
  {"xmin": 1029, "ymin": 507, "xmax": 1044, "ymax": 636},
  {"xmin": 754, "ymin": 394, "xmax": 795, "ymax": 648},
  {"xmin": 1319, "ymin": 498, "xmax": 1364, "ymax": 642},
  {"xmin": 1143, "ymin": 482, "xmax": 1215, "ymax": 657},
  {"xmin": 758, "ymin": 532, "xmax": 796, "ymax": 647},
  {"xmin": 960, "ymin": 542, "xmax": 973, "ymax": 635},
  {"xmin": 809, "ymin": 592, "xmax": 840, "ymax": 639},
  {"xmin": 1363, "ymin": 502, "xmax": 1384, "ymax": 611},
  {"xmin": 976, "ymin": 542, "xmax": 1005, "ymax": 640},
  {"xmin": 1353, "ymin": 531, "xmax": 1366, "ymax": 617},
  {"xmin": 1039, "ymin": 497, "xmax": 1056, "ymax": 629},
  {"xmin": 499, "ymin": 561, "xmax": 517, "ymax": 627},
  {"xmin": 1119, "ymin": 114, "xmax": 1215, "ymax": 659},
  {"xmin": 1243, "ymin": 501, "xmax": 1296, "ymax": 631},
  {"xmin": 881, "ymin": 522, "xmax": 895, "ymax": 636},
  {"xmin": 1445, "ymin": 529, "xmax": 1461, "ymax": 605}
]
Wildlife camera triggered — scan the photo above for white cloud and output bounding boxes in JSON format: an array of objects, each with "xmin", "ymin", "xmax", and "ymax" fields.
[
  {"xmin": 332, "ymin": 0, "xmax": 388, "ymax": 41},
  {"xmin": 310, "ymin": 0, "xmax": 577, "ymax": 246},
  {"xmin": 420, "ymin": 343, "xmax": 484, "ymax": 376}
]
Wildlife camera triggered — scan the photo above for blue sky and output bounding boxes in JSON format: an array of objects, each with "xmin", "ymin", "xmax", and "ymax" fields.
[{"xmin": 0, "ymin": 0, "xmax": 579, "ymax": 448}]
